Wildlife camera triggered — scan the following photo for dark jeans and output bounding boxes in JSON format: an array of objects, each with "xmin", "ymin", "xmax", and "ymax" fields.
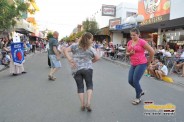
[
  {"xmin": 128, "ymin": 63, "xmax": 147, "ymax": 98},
  {"xmin": 47, "ymin": 51, "xmax": 51, "ymax": 67},
  {"xmin": 74, "ymin": 69, "xmax": 93, "ymax": 93}
]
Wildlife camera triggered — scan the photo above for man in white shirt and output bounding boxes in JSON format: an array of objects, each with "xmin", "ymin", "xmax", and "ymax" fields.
[
  {"xmin": 164, "ymin": 50, "xmax": 171, "ymax": 57},
  {"xmin": 157, "ymin": 45, "xmax": 165, "ymax": 54},
  {"xmin": 155, "ymin": 60, "xmax": 168, "ymax": 80},
  {"xmin": 180, "ymin": 51, "xmax": 184, "ymax": 59}
]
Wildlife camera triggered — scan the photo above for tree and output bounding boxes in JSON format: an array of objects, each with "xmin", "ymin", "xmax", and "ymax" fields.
[
  {"xmin": 47, "ymin": 32, "xmax": 53, "ymax": 39},
  {"xmin": 0, "ymin": 0, "xmax": 29, "ymax": 31},
  {"xmin": 75, "ymin": 30, "xmax": 85, "ymax": 38},
  {"xmin": 62, "ymin": 31, "xmax": 85, "ymax": 42},
  {"xmin": 82, "ymin": 18, "xmax": 99, "ymax": 35},
  {"xmin": 62, "ymin": 36, "xmax": 69, "ymax": 42}
]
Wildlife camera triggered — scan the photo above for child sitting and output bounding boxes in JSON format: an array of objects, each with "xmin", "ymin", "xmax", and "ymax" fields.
[
  {"xmin": 155, "ymin": 60, "xmax": 168, "ymax": 80},
  {"xmin": 147, "ymin": 58, "xmax": 160, "ymax": 77}
]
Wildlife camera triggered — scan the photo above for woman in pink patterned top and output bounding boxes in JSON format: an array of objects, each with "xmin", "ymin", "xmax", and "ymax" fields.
[{"xmin": 126, "ymin": 28, "xmax": 155, "ymax": 105}]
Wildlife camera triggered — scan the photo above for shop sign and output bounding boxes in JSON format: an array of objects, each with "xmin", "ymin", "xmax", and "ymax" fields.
[
  {"xmin": 115, "ymin": 23, "xmax": 136, "ymax": 30},
  {"xmin": 138, "ymin": 0, "xmax": 171, "ymax": 25},
  {"xmin": 140, "ymin": 14, "xmax": 169, "ymax": 25},
  {"xmin": 102, "ymin": 5, "xmax": 116, "ymax": 17},
  {"xmin": 109, "ymin": 18, "xmax": 121, "ymax": 30}
]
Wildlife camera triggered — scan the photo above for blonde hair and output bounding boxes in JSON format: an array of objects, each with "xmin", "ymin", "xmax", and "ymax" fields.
[{"xmin": 78, "ymin": 32, "xmax": 93, "ymax": 50}]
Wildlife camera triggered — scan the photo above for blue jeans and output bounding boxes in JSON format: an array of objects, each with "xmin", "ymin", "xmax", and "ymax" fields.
[{"xmin": 128, "ymin": 63, "xmax": 147, "ymax": 99}]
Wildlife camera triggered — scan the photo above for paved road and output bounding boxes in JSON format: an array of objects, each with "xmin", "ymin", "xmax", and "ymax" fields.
[{"xmin": 0, "ymin": 53, "xmax": 183, "ymax": 122}]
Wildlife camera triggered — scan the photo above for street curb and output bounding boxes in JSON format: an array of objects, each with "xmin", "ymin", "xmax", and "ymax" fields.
[
  {"xmin": 102, "ymin": 57, "xmax": 130, "ymax": 68},
  {"xmin": 102, "ymin": 57, "xmax": 184, "ymax": 88}
]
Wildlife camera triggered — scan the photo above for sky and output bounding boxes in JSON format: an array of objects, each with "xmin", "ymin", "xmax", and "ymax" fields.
[{"xmin": 34, "ymin": 0, "xmax": 137, "ymax": 39}]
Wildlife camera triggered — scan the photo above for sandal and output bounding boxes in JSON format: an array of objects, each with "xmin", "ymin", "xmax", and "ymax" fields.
[
  {"xmin": 22, "ymin": 71, "xmax": 27, "ymax": 74},
  {"xmin": 81, "ymin": 106, "xmax": 85, "ymax": 111},
  {"xmin": 48, "ymin": 75, "xmax": 56, "ymax": 81},
  {"xmin": 86, "ymin": 106, "xmax": 92, "ymax": 112},
  {"xmin": 139, "ymin": 91, "xmax": 145, "ymax": 98},
  {"xmin": 132, "ymin": 99, "xmax": 141, "ymax": 105},
  {"xmin": 12, "ymin": 73, "xmax": 18, "ymax": 76}
]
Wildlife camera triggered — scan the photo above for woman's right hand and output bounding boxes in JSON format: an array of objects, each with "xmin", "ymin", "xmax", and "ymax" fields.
[
  {"xmin": 127, "ymin": 50, "xmax": 135, "ymax": 56},
  {"xmin": 69, "ymin": 59, "xmax": 77, "ymax": 68}
]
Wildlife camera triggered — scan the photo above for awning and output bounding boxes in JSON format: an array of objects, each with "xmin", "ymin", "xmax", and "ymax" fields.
[
  {"xmin": 16, "ymin": 29, "xmax": 33, "ymax": 35},
  {"xmin": 15, "ymin": 19, "xmax": 35, "ymax": 33},
  {"xmin": 30, "ymin": 31, "xmax": 44, "ymax": 39}
]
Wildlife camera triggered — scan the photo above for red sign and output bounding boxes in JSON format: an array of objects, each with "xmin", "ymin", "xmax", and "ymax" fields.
[{"xmin": 138, "ymin": 0, "xmax": 170, "ymax": 25}]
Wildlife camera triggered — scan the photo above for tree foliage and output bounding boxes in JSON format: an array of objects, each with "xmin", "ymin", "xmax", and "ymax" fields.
[
  {"xmin": 0, "ymin": 0, "xmax": 29, "ymax": 30},
  {"xmin": 62, "ymin": 31, "xmax": 85, "ymax": 42},
  {"xmin": 62, "ymin": 19, "xmax": 99, "ymax": 42},
  {"xmin": 75, "ymin": 30, "xmax": 85, "ymax": 38},
  {"xmin": 47, "ymin": 32, "xmax": 53, "ymax": 39},
  {"xmin": 82, "ymin": 19, "xmax": 99, "ymax": 35}
]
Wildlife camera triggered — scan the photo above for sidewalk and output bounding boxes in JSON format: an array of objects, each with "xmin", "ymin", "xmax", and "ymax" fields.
[
  {"xmin": 0, "ymin": 51, "xmax": 40, "ymax": 72},
  {"xmin": 102, "ymin": 56, "xmax": 184, "ymax": 87},
  {"xmin": 0, "ymin": 65, "xmax": 8, "ymax": 71}
]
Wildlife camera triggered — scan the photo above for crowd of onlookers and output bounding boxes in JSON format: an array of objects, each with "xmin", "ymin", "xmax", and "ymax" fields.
[
  {"xmin": 2, "ymin": 35, "xmax": 183, "ymax": 79},
  {"xmin": 0, "ymin": 36, "xmax": 47, "ymax": 70},
  {"xmin": 152, "ymin": 44, "xmax": 184, "ymax": 77},
  {"xmin": 0, "ymin": 37, "xmax": 12, "ymax": 67},
  {"xmin": 91, "ymin": 40, "xmax": 184, "ymax": 79}
]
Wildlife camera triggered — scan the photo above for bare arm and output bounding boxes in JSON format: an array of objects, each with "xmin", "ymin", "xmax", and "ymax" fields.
[
  {"xmin": 126, "ymin": 48, "xmax": 130, "ymax": 56},
  {"xmin": 92, "ymin": 53, "xmax": 100, "ymax": 63},
  {"xmin": 53, "ymin": 46, "xmax": 59, "ymax": 56},
  {"xmin": 64, "ymin": 47, "xmax": 77, "ymax": 68},
  {"xmin": 144, "ymin": 43, "xmax": 155, "ymax": 64},
  {"xmin": 64, "ymin": 47, "xmax": 73, "ymax": 61}
]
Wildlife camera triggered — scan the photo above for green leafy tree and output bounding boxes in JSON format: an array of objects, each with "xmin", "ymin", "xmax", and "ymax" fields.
[
  {"xmin": 62, "ymin": 36, "xmax": 70, "ymax": 42},
  {"xmin": 0, "ymin": 0, "xmax": 29, "ymax": 31},
  {"xmin": 75, "ymin": 30, "xmax": 85, "ymax": 38},
  {"xmin": 62, "ymin": 30, "xmax": 85, "ymax": 42},
  {"xmin": 82, "ymin": 19, "xmax": 99, "ymax": 35},
  {"xmin": 47, "ymin": 32, "xmax": 53, "ymax": 39},
  {"xmin": 68, "ymin": 33, "xmax": 76, "ymax": 42}
]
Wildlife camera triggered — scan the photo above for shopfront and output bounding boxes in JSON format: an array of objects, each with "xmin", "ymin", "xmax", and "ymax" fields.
[
  {"xmin": 138, "ymin": 0, "xmax": 184, "ymax": 49},
  {"xmin": 109, "ymin": 18, "xmax": 123, "ymax": 45}
]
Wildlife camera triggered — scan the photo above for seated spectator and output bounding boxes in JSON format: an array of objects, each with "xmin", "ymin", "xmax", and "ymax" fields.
[
  {"xmin": 155, "ymin": 60, "xmax": 168, "ymax": 80},
  {"xmin": 164, "ymin": 50, "xmax": 172, "ymax": 57},
  {"xmin": 176, "ymin": 62, "xmax": 184, "ymax": 76},
  {"xmin": 109, "ymin": 44, "xmax": 115, "ymax": 59},
  {"xmin": 174, "ymin": 60, "xmax": 184, "ymax": 74},
  {"xmin": 177, "ymin": 45, "xmax": 184, "ymax": 55},
  {"xmin": 166, "ymin": 44, "xmax": 174, "ymax": 54},
  {"xmin": 180, "ymin": 62, "xmax": 184, "ymax": 77},
  {"xmin": 94, "ymin": 41, "xmax": 99, "ymax": 51},
  {"xmin": 157, "ymin": 45, "xmax": 165, "ymax": 54},
  {"xmin": 155, "ymin": 45, "xmax": 165, "ymax": 61},
  {"xmin": 147, "ymin": 58, "xmax": 160, "ymax": 77}
]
